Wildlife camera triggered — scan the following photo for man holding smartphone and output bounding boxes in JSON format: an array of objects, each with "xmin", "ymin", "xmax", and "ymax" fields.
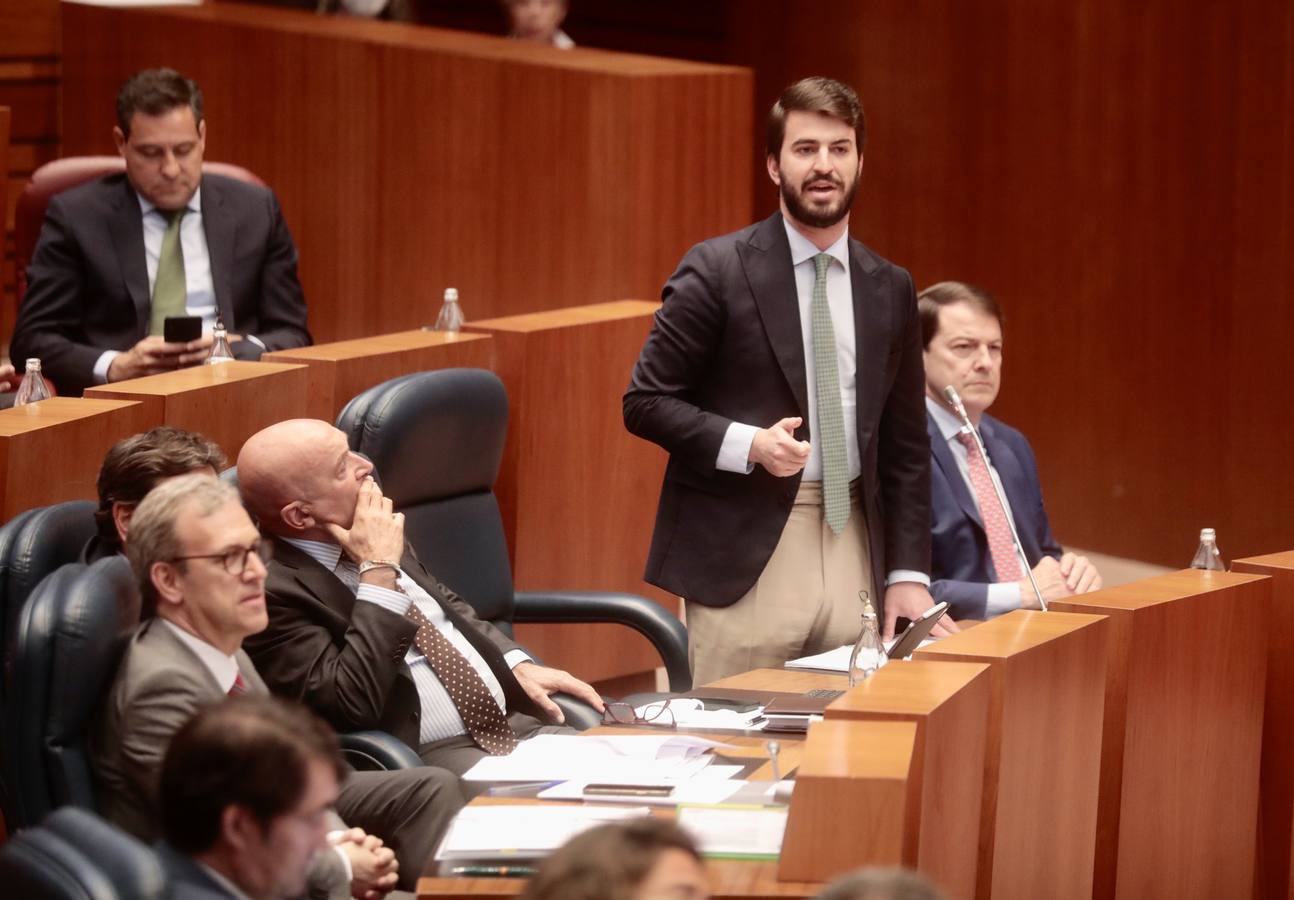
[{"xmin": 12, "ymin": 68, "xmax": 310, "ymax": 395}]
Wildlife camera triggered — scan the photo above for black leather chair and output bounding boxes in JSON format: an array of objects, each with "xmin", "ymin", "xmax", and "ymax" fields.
[
  {"xmin": 0, "ymin": 500, "xmax": 98, "ymax": 698},
  {"xmin": 336, "ymin": 369, "xmax": 691, "ymax": 727},
  {"xmin": 5, "ymin": 557, "xmax": 135, "ymax": 829},
  {"xmin": 0, "ymin": 806, "xmax": 166, "ymax": 900}
]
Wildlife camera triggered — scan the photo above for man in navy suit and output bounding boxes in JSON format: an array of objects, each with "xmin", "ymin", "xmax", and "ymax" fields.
[{"xmin": 920, "ymin": 281, "xmax": 1102, "ymax": 620}]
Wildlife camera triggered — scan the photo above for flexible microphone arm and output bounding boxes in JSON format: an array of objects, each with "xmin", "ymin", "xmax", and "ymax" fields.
[{"xmin": 942, "ymin": 386, "xmax": 1047, "ymax": 612}]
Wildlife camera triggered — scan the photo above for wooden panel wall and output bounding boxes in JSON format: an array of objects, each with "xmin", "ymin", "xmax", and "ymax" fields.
[
  {"xmin": 59, "ymin": 2, "xmax": 752, "ymax": 346},
  {"xmin": 0, "ymin": 0, "xmax": 60, "ymax": 352}
]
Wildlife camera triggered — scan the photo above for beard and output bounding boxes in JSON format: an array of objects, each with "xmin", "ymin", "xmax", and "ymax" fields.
[{"xmin": 779, "ymin": 170, "xmax": 859, "ymax": 229}]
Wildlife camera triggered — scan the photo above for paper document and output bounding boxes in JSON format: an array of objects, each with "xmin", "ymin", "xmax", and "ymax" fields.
[
  {"xmin": 783, "ymin": 636, "xmax": 934, "ymax": 672},
  {"xmin": 676, "ymin": 806, "xmax": 788, "ymax": 858},
  {"xmin": 635, "ymin": 699, "xmax": 766, "ymax": 731},
  {"xmin": 538, "ymin": 778, "xmax": 745, "ymax": 806},
  {"xmin": 436, "ymin": 805, "xmax": 649, "ymax": 860},
  {"xmin": 461, "ymin": 733, "xmax": 734, "ymax": 782}
]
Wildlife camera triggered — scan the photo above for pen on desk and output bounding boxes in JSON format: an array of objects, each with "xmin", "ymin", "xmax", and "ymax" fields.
[
  {"xmin": 486, "ymin": 781, "xmax": 561, "ymax": 796},
  {"xmin": 449, "ymin": 865, "xmax": 538, "ymax": 877},
  {"xmin": 766, "ymin": 739, "xmax": 782, "ymax": 782}
]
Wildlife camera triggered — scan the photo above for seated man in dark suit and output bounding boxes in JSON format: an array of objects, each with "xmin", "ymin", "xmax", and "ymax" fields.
[
  {"xmin": 156, "ymin": 695, "xmax": 345, "ymax": 900},
  {"xmin": 11, "ymin": 67, "xmax": 310, "ymax": 396},
  {"xmin": 236, "ymin": 418, "xmax": 605, "ymax": 775},
  {"xmin": 920, "ymin": 281, "xmax": 1102, "ymax": 620},
  {"xmin": 90, "ymin": 452, "xmax": 465, "ymax": 895}
]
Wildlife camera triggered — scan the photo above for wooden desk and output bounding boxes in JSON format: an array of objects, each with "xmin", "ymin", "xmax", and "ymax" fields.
[
  {"xmin": 1061, "ymin": 566, "xmax": 1269, "ymax": 900},
  {"xmin": 84, "ymin": 361, "xmax": 309, "ymax": 461},
  {"xmin": 265, "ymin": 329, "xmax": 494, "ymax": 421},
  {"xmin": 1234, "ymin": 552, "xmax": 1294, "ymax": 900},
  {"xmin": 61, "ymin": 2, "xmax": 752, "ymax": 343},
  {"xmin": 466, "ymin": 301, "xmax": 670, "ymax": 684},
  {"xmin": 0, "ymin": 397, "xmax": 152, "ymax": 521},
  {"xmin": 913, "ymin": 610, "xmax": 1108, "ymax": 900}
]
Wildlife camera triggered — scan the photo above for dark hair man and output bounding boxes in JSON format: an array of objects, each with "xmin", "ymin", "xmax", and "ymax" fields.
[
  {"xmin": 521, "ymin": 818, "xmax": 709, "ymax": 900},
  {"xmin": 91, "ymin": 473, "xmax": 465, "ymax": 896},
  {"xmin": 11, "ymin": 67, "xmax": 310, "ymax": 396},
  {"xmin": 815, "ymin": 866, "xmax": 947, "ymax": 900},
  {"xmin": 236, "ymin": 418, "xmax": 603, "ymax": 774},
  {"xmin": 919, "ymin": 281, "xmax": 1102, "ymax": 618},
  {"xmin": 155, "ymin": 695, "xmax": 344, "ymax": 900},
  {"xmin": 624, "ymin": 77, "xmax": 957, "ymax": 686}
]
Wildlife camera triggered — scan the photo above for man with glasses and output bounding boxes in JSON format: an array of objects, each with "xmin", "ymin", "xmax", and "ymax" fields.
[{"xmin": 90, "ymin": 472, "xmax": 465, "ymax": 897}]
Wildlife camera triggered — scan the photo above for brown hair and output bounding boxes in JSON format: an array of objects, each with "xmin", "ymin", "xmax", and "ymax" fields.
[
  {"xmin": 520, "ymin": 818, "xmax": 702, "ymax": 900},
  {"xmin": 159, "ymin": 696, "xmax": 344, "ymax": 855},
  {"xmin": 816, "ymin": 866, "xmax": 947, "ymax": 900},
  {"xmin": 766, "ymin": 76, "xmax": 865, "ymax": 158},
  {"xmin": 917, "ymin": 281, "xmax": 1004, "ymax": 349},
  {"xmin": 115, "ymin": 68, "xmax": 204, "ymax": 138},
  {"xmin": 95, "ymin": 426, "xmax": 227, "ymax": 551}
]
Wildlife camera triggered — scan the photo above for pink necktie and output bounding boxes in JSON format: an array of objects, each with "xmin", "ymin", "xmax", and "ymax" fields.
[{"xmin": 955, "ymin": 432, "xmax": 1022, "ymax": 582}]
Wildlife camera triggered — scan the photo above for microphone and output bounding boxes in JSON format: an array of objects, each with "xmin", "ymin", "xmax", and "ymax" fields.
[{"xmin": 943, "ymin": 385, "xmax": 1047, "ymax": 611}]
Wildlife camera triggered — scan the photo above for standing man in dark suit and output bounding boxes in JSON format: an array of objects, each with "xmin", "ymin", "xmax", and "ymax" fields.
[
  {"xmin": 155, "ymin": 696, "xmax": 345, "ymax": 900},
  {"xmin": 624, "ymin": 77, "xmax": 957, "ymax": 686},
  {"xmin": 919, "ymin": 281, "xmax": 1102, "ymax": 620},
  {"xmin": 11, "ymin": 67, "xmax": 310, "ymax": 396},
  {"xmin": 237, "ymin": 418, "xmax": 603, "ymax": 775}
]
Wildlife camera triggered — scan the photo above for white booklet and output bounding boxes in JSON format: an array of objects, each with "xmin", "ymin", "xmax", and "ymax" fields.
[{"xmin": 461, "ymin": 733, "xmax": 735, "ymax": 782}]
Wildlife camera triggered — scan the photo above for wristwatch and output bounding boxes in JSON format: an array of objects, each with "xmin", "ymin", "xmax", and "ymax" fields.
[{"xmin": 357, "ymin": 559, "xmax": 401, "ymax": 577}]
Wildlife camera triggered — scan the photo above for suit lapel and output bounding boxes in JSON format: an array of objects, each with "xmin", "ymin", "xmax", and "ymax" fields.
[
  {"xmin": 850, "ymin": 239, "xmax": 890, "ymax": 452},
  {"xmin": 928, "ymin": 413, "xmax": 984, "ymax": 531},
  {"xmin": 109, "ymin": 179, "xmax": 151, "ymax": 337},
  {"xmin": 270, "ymin": 538, "xmax": 359, "ymax": 621},
  {"xmin": 738, "ymin": 214, "xmax": 808, "ymax": 419},
  {"xmin": 138, "ymin": 619, "xmax": 225, "ymax": 698},
  {"xmin": 200, "ymin": 177, "xmax": 237, "ymax": 327}
]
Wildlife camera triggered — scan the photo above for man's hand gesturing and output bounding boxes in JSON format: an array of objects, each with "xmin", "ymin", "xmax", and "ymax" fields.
[{"xmin": 749, "ymin": 416, "xmax": 811, "ymax": 476}]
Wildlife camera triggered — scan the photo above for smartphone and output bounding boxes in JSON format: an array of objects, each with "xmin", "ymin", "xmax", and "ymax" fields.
[
  {"xmin": 163, "ymin": 315, "xmax": 202, "ymax": 344},
  {"xmin": 887, "ymin": 601, "xmax": 950, "ymax": 659}
]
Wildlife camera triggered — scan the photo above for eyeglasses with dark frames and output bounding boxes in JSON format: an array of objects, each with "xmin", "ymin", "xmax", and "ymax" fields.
[
  {"xmin": 601, "ymin": 699, "xmax": 677, "ymax": 729},
  {"xmin": 170, "ymin": 538, "xmax": 273, "ymax": 575}
]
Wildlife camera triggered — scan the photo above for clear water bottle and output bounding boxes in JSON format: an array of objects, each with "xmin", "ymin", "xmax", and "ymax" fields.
[
  {"xmin": 1189, "ymin": 528, "xmax": 1225, "ymax": 571},
  {"xmin": 13, "ymin": 358, "xmax": 51, "ymax": 406},
  {"xmin": 432, "ymin": 287, "xmax": 465, "ymax": 333},
  {"xmin": 847, "ymin": 592, "xmax": 887, "ymax": 687},
  {"xmin": 205, "ymin": 318, "xmax": 235, "ymax": 365}
]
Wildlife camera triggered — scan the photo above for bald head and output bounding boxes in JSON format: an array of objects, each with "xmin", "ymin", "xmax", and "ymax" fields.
[{"xmin": 238, "ymin": 419, "xmax": 373, "ymax": 538}]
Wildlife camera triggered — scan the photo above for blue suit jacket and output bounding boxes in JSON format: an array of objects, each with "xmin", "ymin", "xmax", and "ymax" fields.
[{"xmin": 928, "ymin": 412, "xmax": 1061, "ymax": 620}]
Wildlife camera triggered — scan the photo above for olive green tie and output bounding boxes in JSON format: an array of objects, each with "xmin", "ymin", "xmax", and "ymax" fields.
[
  {"xmin": 812, "ymin": 253, "xmax": 849, "ymax": 535},
  {"xmin": 149, "ymin": 208, "xmax": 187, "ymax": 336}
]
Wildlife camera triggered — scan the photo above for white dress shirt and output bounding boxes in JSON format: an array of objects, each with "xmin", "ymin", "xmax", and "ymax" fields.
[
  {"xmin": 926, "ymin": 396, "xmax": 1023, "ymax": 615},
  {"xmin": 282, "ymin": 537, "xmax": 530, "ymax": 745},
  {"xmin": 716, "ymin": 217, "xmax": 927, "ymax": 588}
]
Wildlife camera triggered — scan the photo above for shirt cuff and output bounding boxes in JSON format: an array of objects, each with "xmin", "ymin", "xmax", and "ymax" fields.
[
  {"xmin": 716, "ymin": 422, "xmax": 758, "ymax": 474},
  {"xmin": 504, "ymin": 649, "xmax": 532, "ymax": 669},
  {"xmin": 885, "ymin": 570, "xmax": 931, "ymax": 587},
  {"xmin": 356, "ymin": 582, "xmax": 413, "ymax": 616},
  {"xmin": 987, "ymin": 580, "xmax": 1024, "ymax": 618},
  {"xmin": 93, "ymin": 350, "xmax": 120, "ymax": 385},
  {"xmin": 245, "ymin": 334, "xmax": 266, "ymax": 350},
  {"xmin": 327, "ymin": 834, "xmax": 354, "ymax": 881}
]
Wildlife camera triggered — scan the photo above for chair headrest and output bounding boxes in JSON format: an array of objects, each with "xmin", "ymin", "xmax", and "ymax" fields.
[{"xmin": 343, "ymin": 369, "xmax": 508, "ymax": 507}]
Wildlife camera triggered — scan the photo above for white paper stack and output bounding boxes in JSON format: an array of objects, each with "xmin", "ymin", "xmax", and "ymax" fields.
[{"xmin": 461, "ymin": 733, "xmax": 736, "ymax": 783}]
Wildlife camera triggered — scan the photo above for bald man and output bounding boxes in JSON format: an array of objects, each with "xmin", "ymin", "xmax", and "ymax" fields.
[{"xmin": 237, "ymin": 419, "xmax": 603, "ymax": 775}]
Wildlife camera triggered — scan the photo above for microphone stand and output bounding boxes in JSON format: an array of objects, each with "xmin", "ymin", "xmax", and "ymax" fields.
[{"xmin": 942, "ymin": 386, "xmax": 1047, "ymax": 612}]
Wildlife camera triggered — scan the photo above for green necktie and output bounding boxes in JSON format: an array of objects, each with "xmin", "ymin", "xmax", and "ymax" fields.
[
  {"xmin": 149, "ymin": 208, "xmax": 188, "ymax": 336},
  {"xmin": 811, "ymin": 253, "xmax": 849, "ymax": 535}
]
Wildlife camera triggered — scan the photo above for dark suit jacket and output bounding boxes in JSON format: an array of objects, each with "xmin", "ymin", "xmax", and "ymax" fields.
[
  {"xmin": 11, "ymin": 172, "xmax": 311, "ymax": 395},
  {"xmin": 928, "ymin": 411, "xmax": 1062, "ymax": 620},
  {"xmin": 623, "ymin": 213, "xmax": 930, "ymax": 611},
  {"xmin": 244, "ymin": 538, "xmax": 544, "ymax": 749},
  {"xmin": 155, "ymin": 843, "xmax": 240, "ymax": 900}
]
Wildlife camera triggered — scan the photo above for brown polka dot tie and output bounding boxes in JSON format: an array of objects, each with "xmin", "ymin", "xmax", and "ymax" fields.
[{"xmin": 404, "ymin": 600, "xmax": 519, "ymax": 755}]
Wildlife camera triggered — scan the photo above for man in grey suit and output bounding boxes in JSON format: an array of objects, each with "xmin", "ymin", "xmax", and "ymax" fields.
[
  {"xmin": 155, "ymin": 695, "xmax": 346, "ymax": 900},
  {"xmin": 91, "ymin": 473, "xmax": 464, "ymax": 896},
  {"xmin": 11, "ymin": 67, "xmax": 310, "ymax": 395}
]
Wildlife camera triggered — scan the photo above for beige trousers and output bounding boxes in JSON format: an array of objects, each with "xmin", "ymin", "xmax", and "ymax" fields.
[{"xmin": 685, "ymin": 480, "xmax": 874, "ymax": 687}]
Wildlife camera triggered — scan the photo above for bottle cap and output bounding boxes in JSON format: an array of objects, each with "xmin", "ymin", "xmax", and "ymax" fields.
[
  {"xmin": 25, "ymin": 358, "xmax": 40, "ymax": 371},
  {"xmin": 444, "ymin": 287, "xmax": 459, "ymax": 302},
  {"xmin": 1200, "ymin": 528, "xmax": 1216, "ymax": 541}
]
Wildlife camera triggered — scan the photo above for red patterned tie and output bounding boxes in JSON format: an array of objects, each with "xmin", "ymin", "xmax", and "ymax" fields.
[
  {"xmin": 955, "ymin": 431, "xmax": 1022, "ymax": 582},
  {"xmin": 404, "ymin": 601, "xmax": 519, "ymax": 755},
  {"xmin": 228, "ymin": 673, "xmax": 248, "ymax": 697}
]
